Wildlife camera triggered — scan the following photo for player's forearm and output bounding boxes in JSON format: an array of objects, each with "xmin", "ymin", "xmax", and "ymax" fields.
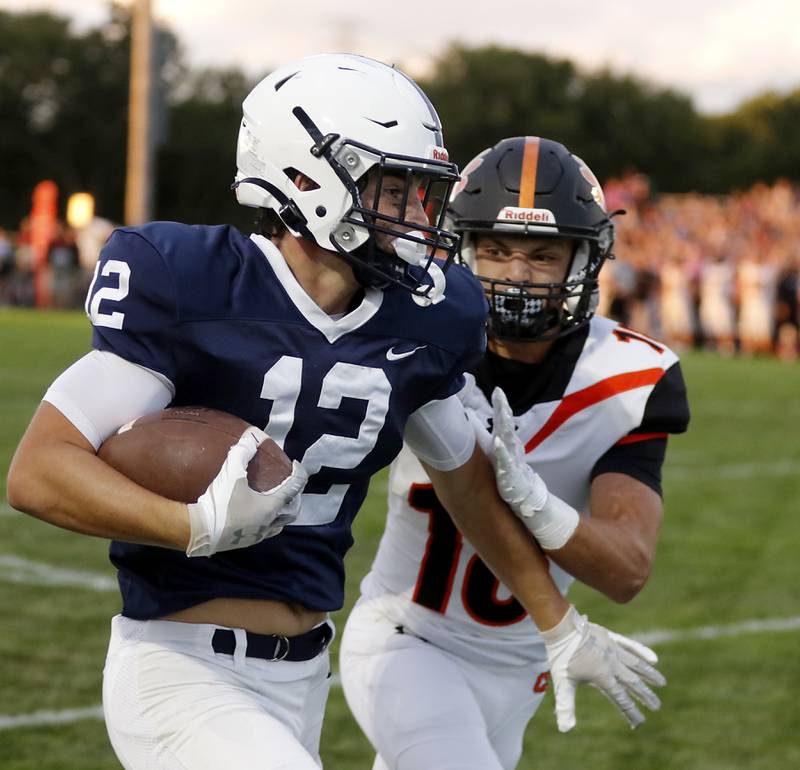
[
  {"xmin": 546, "ymin": 516, "xmax": 654, "ymax": 603},
  {"xmin": 425, "ymin": 449, "xmax": 569, "ymax": 630},
  {"xmin": 7, "ymin": 405, "xmax": 189, "ymax": 549},
  {"xmin": 468, "ymin": 502, "xmax": 569, "ymax": 629},
  {"xmin": 548, "ymin": 473, "xmax": 661, "ymax": 602}
]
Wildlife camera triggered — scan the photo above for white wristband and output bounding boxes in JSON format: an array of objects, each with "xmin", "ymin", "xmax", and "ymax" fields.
[
  {"xmin": 539, "ymin": 603, "xmax": 581, "ymax": 642},
  {"xmin": 526, "ymin": 491, "xmax": 580, "ymax": 551}
]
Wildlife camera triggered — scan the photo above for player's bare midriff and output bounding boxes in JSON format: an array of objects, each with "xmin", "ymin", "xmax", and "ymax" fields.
[{"xmin": 162, "ymin": 597, "xmax": 327, "ymax": 636}]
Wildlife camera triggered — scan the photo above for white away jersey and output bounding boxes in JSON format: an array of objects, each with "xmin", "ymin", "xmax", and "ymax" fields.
[{"xmin": 358, "ymin": 316, "xmax": 687, "ymax": 666}]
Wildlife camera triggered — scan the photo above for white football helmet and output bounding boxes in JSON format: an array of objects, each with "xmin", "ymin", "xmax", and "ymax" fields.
[{"xmin": 233, "ymin": 53, "xmax": 461, "ymax": 299}]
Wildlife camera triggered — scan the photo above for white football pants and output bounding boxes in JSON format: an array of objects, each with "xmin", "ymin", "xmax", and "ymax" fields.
[
  {"xmin": 103, "ymin": 615, "xmax": 331, "ymax": 769},
  {"xmin": 339, "ymin": 600, "xmax": 549, "ymax": 770}
]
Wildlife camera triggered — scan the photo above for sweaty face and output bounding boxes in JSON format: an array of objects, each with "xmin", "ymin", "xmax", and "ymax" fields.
[{"xmin": 474, "ymin": 233, "xmax": 575, "ymax": 288}]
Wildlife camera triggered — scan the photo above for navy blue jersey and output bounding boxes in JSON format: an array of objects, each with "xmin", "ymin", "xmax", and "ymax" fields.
[{"xmin": 86, "ymin": 222, "xmax": 486, "ymax": 617}]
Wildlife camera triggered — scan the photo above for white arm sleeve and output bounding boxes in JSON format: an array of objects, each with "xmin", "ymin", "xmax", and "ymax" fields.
[
  {"xmin": 467, "ymin": 408, "xmax": 493, "ymax": 457},
  {"xmin": 403, "ymin": 394, "xmax": 476, "ymax": 471},
  {"xmin": 43, "ymin": 350, "xmax": 174, "ymax": 450}
]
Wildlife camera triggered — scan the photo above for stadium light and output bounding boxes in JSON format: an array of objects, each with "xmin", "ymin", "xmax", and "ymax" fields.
[{"xmin": 66, "ymin": 193, "xmax": 95, "ymax": 229}]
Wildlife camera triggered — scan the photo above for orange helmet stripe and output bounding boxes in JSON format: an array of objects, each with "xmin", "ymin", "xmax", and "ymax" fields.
[{"xmin": 518, "ymin": 136, "xmax": 540, "ymax": 208}]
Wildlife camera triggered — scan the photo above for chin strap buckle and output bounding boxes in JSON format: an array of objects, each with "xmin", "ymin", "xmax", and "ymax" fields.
[
  {"xmin": 310, "ymin": 133, "xmax": 340, "ymax": 158},
  {"xmin": 278, "ymin": 200, "xmax": 309, "ymax": 233}
]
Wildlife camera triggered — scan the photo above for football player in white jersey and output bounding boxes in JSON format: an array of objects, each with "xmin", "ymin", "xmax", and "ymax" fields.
[
  {"xmin": 340, "ymin": 136, "xmax": 690, "ymax": 770},
  {"xmin": 8, "ymin": 59, "xmax": 664, "ymax": 770}
]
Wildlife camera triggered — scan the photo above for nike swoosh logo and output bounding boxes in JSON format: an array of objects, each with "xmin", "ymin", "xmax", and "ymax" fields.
[{"xmin": 386, "ymin": 345, "xmax": 427, "ymax": 361}]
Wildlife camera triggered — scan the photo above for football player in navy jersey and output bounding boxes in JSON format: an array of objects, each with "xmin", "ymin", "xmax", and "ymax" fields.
[
  {"xmin": 9, "ymin": 57, "xmax": 665, "ymax": 769},
  {"xmin": 340, "ymin": 137, "xmax": 690, "ymax": 770}
]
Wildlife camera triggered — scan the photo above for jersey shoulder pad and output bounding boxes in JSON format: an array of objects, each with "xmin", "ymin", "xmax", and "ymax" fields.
[
  {"xmin": 434, "ymin": 262, "xmax": 487, "ymax": 363},
  {"xmin": 86, "ymin": 222, "xmax": 250, "ymax": 379},
  {"xmin": 383, "ymin": 262, "xmax": 487, "ymax": 361},
  {"xmin": 126, "ymin": 222, "xmax": 256, "ymax": 319},
  {"xmin": 590, "ymin": 316, "xmax": 680, "ymax": 370},
  {"xmin": 87, "ymin": 225, "xmax": 177, "ymax": 335},
  {"xmin": 590, "ymin": 315, "xmax": 690, "ymax": 435},
  {"xmin": 638, "ymin": 360, "xmax": 690, "ymax": 435}
]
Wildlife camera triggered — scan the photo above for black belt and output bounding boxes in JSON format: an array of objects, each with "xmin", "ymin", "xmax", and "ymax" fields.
[{"xmin": 211, "ymin": 622, "xmax": 332, "ymax": 662}]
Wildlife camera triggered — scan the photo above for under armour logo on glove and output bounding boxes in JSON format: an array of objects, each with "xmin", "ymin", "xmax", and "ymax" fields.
[
  {"xmin": 230, "ymin": 524, "xmax": 271, "ymax": 547},
  {"xmin": 186, "ymin": 427, "xmax": 307, "ymax": 557}
]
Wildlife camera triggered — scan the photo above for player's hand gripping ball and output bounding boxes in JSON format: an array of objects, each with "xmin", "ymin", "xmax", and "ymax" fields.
[{"xmin": 99, "ymin": 407, "xmax": 307, "ymax": 556}]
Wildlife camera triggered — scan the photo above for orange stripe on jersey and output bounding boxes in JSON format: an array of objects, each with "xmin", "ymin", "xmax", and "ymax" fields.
[
  {"xmin": 616, "ymin": 432, "xmax": 668, "ymax": 446},
  {"xmin": 524, "ymin": 368, "xmax": 665, "ymax": 453},
  {"xmin": 518, "ymin": 136, "xmax": 540, "ymax": 208}
]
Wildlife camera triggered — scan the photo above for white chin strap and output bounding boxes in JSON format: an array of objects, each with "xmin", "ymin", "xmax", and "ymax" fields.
[{"xmin": 392, "ymin": 231, "xmax": 446, "ymax": 307}]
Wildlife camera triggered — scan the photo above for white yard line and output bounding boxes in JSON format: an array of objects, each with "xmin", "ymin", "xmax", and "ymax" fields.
[
  {"xmin": 633, "ymin": 615, "xmax": 800, "ymax": 645},
  {"xmin": 0, "ymin": 705, "xmax": 104, "ymax": 730},
  {"xmin": 0, "ymin": 555, "xmax": 117, "ymax": 592},
  {"xmin": 1, "ymin": 613, "xmax": 798, "ymax": 731}
]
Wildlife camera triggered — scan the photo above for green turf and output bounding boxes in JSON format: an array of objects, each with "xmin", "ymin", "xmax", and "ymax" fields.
[{"xmin": 1, "ymin": 308, "xmax": 798, "ymax": 769}]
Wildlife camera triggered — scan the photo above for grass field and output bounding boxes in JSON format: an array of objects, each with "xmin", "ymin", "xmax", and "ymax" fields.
[{"xmin": 1, "ymin": 307, "xmax": 799, "ymax": 769}]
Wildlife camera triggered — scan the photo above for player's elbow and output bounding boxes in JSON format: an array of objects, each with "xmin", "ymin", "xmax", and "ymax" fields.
[
  {"xmin": 6, "ymin": 456, "xmax": 35, "ymax": 514},
  {"xmin": 608, "ymin": 550, "xmax": 653, "ymax": 604},
  {"xmin": 6, "ymin": 446, "xmax": 50, "ymax": 516},
  {"xmin": 609, "ymin": 574, "xmax": 648, "ymax": 604}
]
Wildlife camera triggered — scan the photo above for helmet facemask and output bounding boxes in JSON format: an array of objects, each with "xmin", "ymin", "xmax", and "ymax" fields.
[
  {"xmin": 324, "ymin": 137, "xmax": 461, "ymax": 303},
  {"xmin": 466, "ymin": 224, "xmax": 614, "ymax": 342}
]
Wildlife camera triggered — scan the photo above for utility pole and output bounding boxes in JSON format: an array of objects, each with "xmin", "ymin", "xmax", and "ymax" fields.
[{"xmin": 125, "ymin": 0, "xmax": 153, "ymax": 225}]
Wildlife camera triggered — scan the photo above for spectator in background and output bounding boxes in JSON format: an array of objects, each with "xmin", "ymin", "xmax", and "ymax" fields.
[
  {"xmin": 738, "ymin": 252, "xmax": 779, "ymax": 355},
  {"xmin": 0, "ymin": 227, "xmax": 14, "ymax": 304},
  {"xmin": 9, "ymin": 217, "xmax": 35, "ymax": 307},
  {"xmin": 598, "ymin": 253, "xmax": 636, "ymax": 326},
  {"xmin": 47, "ymin": 224, "xmax": 81, "ymax": 309},
  {"xmin": 775, "ymin": 253, "xmax": 799, "ymax": 361},
  {"xmin": 0, "ymin": 227, "xmax": 12, "ymax": 269},
  {"xmin": 699, "ymin": 253, "xmax": 736, "ymax": 355},
  {"xmin": 659, "ymin": 247, "xmax": 696, "ymax": 351}
]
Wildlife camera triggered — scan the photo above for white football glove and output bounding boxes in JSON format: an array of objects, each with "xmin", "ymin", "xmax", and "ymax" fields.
[
  {"xmin": 541, "ymin": 605, "xmax": 666, "ymax": 732},
  {"xmin": 186, "ymin": 426, "xmax": 307, "ymax": 557},
  {"xmin": 491, "ymin": 387, "xmax": 580, "ymax": 550}
]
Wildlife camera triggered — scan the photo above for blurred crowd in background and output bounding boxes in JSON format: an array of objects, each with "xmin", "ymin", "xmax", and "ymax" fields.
[
  {"xmin": 1, "ymin": 177, "xmax": 799, "ymax": 361},
  {"xmin": 601, "ymin": 176, "xmax": 800, "ymax": 361}
]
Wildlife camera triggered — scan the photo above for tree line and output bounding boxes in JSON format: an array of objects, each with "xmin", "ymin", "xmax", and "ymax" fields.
[{"xmin": 2, "ymin": 6, "xmax": 799, "ymax": 231}]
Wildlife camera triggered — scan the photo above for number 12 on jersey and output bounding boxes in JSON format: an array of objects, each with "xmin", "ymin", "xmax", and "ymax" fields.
[{"xmin": 261, "ymin": 355, "xmax": 392, "ymax": 527}]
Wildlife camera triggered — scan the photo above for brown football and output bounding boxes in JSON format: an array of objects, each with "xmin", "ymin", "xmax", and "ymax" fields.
[{"xmin": 97, "ymin": 406, "xmax": 293, "ymax": 503}]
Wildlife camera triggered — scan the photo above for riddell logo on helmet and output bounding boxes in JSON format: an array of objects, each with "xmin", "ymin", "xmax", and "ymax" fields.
[
  {"xmin": 498, "ymin": 207, "xmax": 556, "ymax": 223},
  {"xmin": 427, "ymin": 146, "xmax": 450, "ymax": 161}
]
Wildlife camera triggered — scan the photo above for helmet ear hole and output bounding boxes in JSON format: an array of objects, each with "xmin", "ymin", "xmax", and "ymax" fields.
[{"xmin": 284, "ymin": 169, "xmax": 320, "ymax": 192}]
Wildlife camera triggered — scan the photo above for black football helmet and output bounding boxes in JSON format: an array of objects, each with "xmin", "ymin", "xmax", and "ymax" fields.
[{"xmin": 448, "ymin": 136, "xmax": 618, "ymax": 341}]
